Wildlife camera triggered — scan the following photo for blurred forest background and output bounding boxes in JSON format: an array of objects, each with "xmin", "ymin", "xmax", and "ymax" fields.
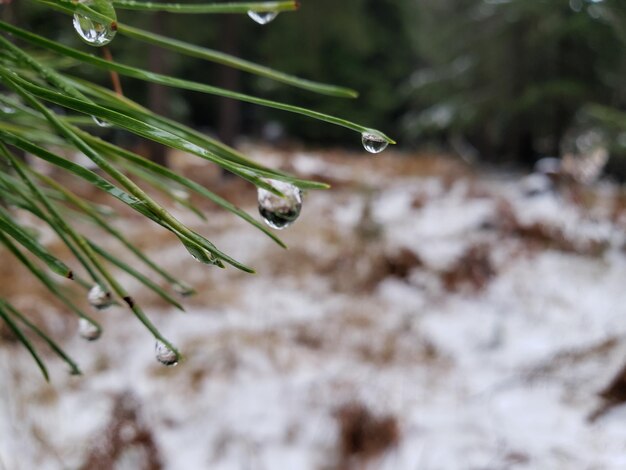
[{"xmin": 6, "ymin": 0, "xmax": 626, "ymax": 170}]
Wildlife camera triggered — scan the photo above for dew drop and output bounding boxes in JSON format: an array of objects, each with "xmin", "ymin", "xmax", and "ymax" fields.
[
  {"xmin": 171, "ymin": 189, "xmax": 190, "ymax": 201},
  {"xmin": 361, "ymin": 131, "xmax": 389, "ymax": 154},
  {"xmin": 88, "ymin": 284, "xmax": 113, "ymax": 310},
  {"xmin": 247, "ymin": 10, "xmax": 279, "ymax": 25},
  {"xmin": 155, "ymin": 340, "xmax": 179, "ymax": 366},
  {"xmin": 257, "ymin": 180, "xmax": 303, "ymax": 230},
  {"xmin": 0, "ymin": 103, "xmax": 16, "ymax": 114},
  {"xmin": 172, "ymin": 282, "xmax": 195, "ymax": 297},
  {"xmin": 72, "ymin": 0, "xmax": 117, "ymax": 47},
  {"xmin": 183, "ymin": 242, "xmax": 214, "ymax": 264},
  {"xmin": 79, "ymin": 318, "xmax": 101, "ymax": 341},
  {"xmin": 92, "ymin": 116, "xmax": 112, "ymax": 128}
]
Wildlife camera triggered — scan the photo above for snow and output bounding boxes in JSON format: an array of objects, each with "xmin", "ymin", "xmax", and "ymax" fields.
[{"xmin": 2, "ymin": 150, "xmax": 626, "ymax": 469}]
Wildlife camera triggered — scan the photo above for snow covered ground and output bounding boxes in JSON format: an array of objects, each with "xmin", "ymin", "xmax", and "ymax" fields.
[{"xmin": 2, "ymin": 149, "xmax": 626, "ymax": 469}]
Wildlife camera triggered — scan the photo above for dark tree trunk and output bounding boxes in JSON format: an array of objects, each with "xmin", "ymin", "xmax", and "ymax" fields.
[
  {"xmin": 217, "ymin": 15, "xmax": 242, "ymax": 180},
  {"xmin": 510, "ymin": 20, "xmax": 534, "ymax": 165},
  {"xmin": 147, "ymin": 8, "xmax": 170, "ymax": 167},
  {"xmin": 2, "ymin": 0, "xmax": 16, "ymax": 26},
  {"xmin": 217, "ymin": 15, "xmax": 242, "ymax": 147}
]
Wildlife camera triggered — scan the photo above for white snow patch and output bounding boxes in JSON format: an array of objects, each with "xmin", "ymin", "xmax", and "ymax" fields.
[{"xmin": 3, "ymin": 156, "xmax": 626, "ymax": 469}]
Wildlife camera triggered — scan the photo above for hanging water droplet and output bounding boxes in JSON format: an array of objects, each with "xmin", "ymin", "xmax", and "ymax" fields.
[
  {"xmin": 92, "ymin": 116, "xmax": 112, "ymax": 128},
  {"xmin": 72, "ymin": 0, "xmax": 117, "ymax": 47},
  {"xmin": 257, "ymin": 180, "xmax": 303, "ymax": 230},
  {"xmin": 155, "ymin": 340, "xmax": 179, "ymax": 366},
  {"xmin": 172, "ymin": 282, "xmax": 195, "ymax": 297},
  {"xmin": 79, "ymin": 318, "xmax": 101, "ymax": 341},
  {"xmin": 183, "ymin": 242, "xmax": 214, "ymax": 264},
  {"xmin": 361, "ymin": 131, "xmax": 389, "ymax": 154},
  {"xmin": 247, "ymin": 10, "xmax": 279, "ymax": 25},
  {"xmin": 171, "ymin": 189, "xmax": 190, "ymax": 201},
  {"xmin": 88, "ymin": 284, "xmax": 113, "ymax": 310},
  {"xmin": 0, "ymin": 103, "xmax": 16, "ymax": 114}
]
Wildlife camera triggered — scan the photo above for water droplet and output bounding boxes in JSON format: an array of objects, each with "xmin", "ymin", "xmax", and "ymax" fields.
[
  {"xmin": 72, "ymin": 0, "xmax": 117, "ymax": 47},
  {"xmin": 79, "ymin": 318, "xmax": 101, "ymax": 341},
  {"xmin": 560, "ymin": 128, "xmax": 609, "ymax": 184},
  {"xmin": 155, "ymin": 340, "xmax": 179, "ymax": 366},
  {"xmin": 247, "ymin": 10, "xmax": 279, "ymax": 25},
  {"xmin": 92, "ymin": 116, "xmax": 112, "ymax": 127},
  {"xmin": 257, "ymin": 180, "xmax": 302, "ymax": 230},
  {"xmin": 0, "ymin": 103, "xmax": 16, "ymax": 114},
  {"xmin": 361, "ymin": 131, "xmax": 389, "ymax": 154},
  {"xmin": 88, "ymin": 284, "xmax": 113, "ymax": 310},
  {"xmin": 183, "ymin": 242, "xmax": 215, "ymax": 264},
  {"xmin": 171, "ymin": 189, "xmax": 190, "ymax": 201},
  {"xmin": 172, "ymin": 282, "xmax": 195, "ymax": 297}
]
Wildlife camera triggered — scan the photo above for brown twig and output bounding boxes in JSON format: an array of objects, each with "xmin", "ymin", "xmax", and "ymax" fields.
[{"xmin": 101, "ymin": 46, "xmax": 124, "ymax": 96}]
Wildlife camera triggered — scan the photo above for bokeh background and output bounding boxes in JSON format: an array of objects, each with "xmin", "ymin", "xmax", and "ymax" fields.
[
  {"xmin": 3, "ymin": 0, "xmax": 626, "ymax": 469},
  {"xmin": 12, "ymin": 0, "xmax": 626, "ymax": 165}
]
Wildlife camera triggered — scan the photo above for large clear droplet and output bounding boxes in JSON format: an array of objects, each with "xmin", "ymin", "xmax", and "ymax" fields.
[
  {"xmin": 92, "ymin": 116, "xmax": 112, "ymax": 128},
  {"xmin": 361, "ymin": 131, "xmax": 389, "ymax": 154},
  {"xmin": 72, "ymin": 0, "xmax": 117, "ymax": 47},
  {"xmin": 79, "ymin": 318, "xmax": 101, "ymax": 341},
  {"xmin": 155, "ymin": 340, "xmax": 179, "ymax": 366},
  {"xmin": 88, "ymin": 284, "xmax": 113, "ymax": 310},
  {"xmin": 257, "ymin": 180, "xmax": 303, "ymax": 230},
  {"xmin": 247, "ymin": 10, "xmax": 279, "ymax": 25}
]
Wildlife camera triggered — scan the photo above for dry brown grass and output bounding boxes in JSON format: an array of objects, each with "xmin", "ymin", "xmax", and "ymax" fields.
[
  {"xmin": 333, "ymin": 402, "xmax": 400, "ymax": 470},
  {"xmin": 589, "ymin": 349, "xmax": 626, "ymax": 422},
  {"xmin": 495, "ymin": 200, "xmax": 610, "ymax": 257},
  {"xmin": 313, "ymin": 244, "xmax": 424, "ymax": 294},
  {"xmin": 80, "ymin": 391, "xmax": 162, "ymax": 470},
  {"xmin": 441, "ymin": 244, "xmax": 496, "ymax": 293}
]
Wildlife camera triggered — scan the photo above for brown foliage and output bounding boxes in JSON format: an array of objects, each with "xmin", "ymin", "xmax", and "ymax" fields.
[
  {"xmin": 514, "ymin": 222, "xmax": 607, "ymax": 256},
  {"xmin": 316, "ymin": 245, "xmax": 423, "ymax": 293},
  {"xmin": 600, "ymin": 363, "xmax": 626, "ymax": 403},
  {"xmin": 80, "ymin": 391, "xmax": 162, "ymax": 470},
  {"xmin": 0, "ymin": 321, "xmax": 16, "ymax": 342},
  {"xmin": 383, "ymin": 248, "xmax": 424, "ymax": 280},
  {"xmin": 334, "ymin": 402, "xmax": 400, "ymax": 469},
  {"xmin": 589, "ymin": 358, "xmax": 626, "ymax": 422},
  {"xmin": 441, "ymin": 244, "xmax": 495, "ymax": 292},
  {"xmin": 495, "ymin": 201, "xmax": 609, "ymax": 256}
]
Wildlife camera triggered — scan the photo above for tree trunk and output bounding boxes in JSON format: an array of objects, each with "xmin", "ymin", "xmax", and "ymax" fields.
[
  {"xmin": 217, "ymin": 15, "xmax": 242, "ymax": 179},
  {"xmin": 147, "ymin": 7, "xmax": 170, "ymax": 167}
]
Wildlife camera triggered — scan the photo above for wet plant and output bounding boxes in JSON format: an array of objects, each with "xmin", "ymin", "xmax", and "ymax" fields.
[{"xmin": 0, "ymin": 0, "xmax": 393, "ymax": 378}]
